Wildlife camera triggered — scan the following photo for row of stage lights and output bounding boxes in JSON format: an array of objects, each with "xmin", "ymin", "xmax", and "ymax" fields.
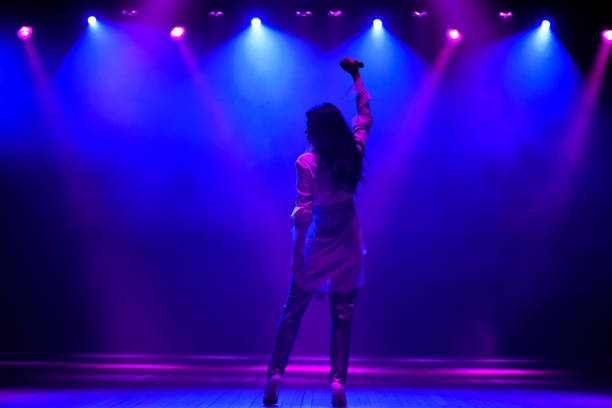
[{"xmin": 15, "ymin": 13, "xmax": 612, "ymax": 44}]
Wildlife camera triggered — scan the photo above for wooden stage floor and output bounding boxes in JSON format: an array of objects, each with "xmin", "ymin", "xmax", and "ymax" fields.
[{"xmin": 1, "ymin": 354, "xmax": 611, "ymax": 407}]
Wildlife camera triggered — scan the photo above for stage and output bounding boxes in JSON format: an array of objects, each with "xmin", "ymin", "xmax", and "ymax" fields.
[
  {"xmin": 2, "ymin": 1, "xmax": 612, "ymax": 407},
  {"xmin": 1, "ymin": 354, "xmax": 611, "ymax": 407}
]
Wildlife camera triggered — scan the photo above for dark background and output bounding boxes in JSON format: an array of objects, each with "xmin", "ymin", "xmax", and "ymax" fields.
[{"xmin": 1, "ymin": 0, "xmax": 611, "ymax": 359}]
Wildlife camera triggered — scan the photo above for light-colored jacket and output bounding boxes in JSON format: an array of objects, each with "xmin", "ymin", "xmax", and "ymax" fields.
[{"xmin": 290, "ymin": 77, "xmax": 373, "ymax": 292}]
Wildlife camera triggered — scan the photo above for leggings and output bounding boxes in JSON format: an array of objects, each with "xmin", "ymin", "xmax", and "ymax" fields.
[{"xmin": 267, "ymin": 278, "xmax": 359, "ymax": 385}]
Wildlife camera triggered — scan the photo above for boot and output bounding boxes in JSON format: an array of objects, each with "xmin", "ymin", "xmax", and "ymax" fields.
[
  {"xmin": 331, "ymin": 381, "xmax": 347, "ymax": 407},
  {"xmin": 263, "ymin": 374, "xmax": 282, "ymax": 406}
]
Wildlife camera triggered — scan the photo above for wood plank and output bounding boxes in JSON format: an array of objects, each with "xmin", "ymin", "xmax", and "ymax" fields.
[{"xmin": 2, "ymin": 387, "xmax": 612, "ymax": 408}]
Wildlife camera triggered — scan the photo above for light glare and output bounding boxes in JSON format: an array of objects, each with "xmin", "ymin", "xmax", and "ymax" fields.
[
  {"xmin": 446, "ymin": 28, "xmax": 463, "ymax": 42},
  {"xmin": 541, "ymin": 20, "xmax": 550, "ymax": 30},
  {"xmin": 170, "ymin": 26, "xmax": 186, "ymax": 40},
  {"xmin": 602, "ymin": 29, "xmax": 612, "ymax": 43},
  {"xmin": 251, "ymin": 17, "xmax": 261, "ymax": 27},
  {"xmin": 17, "ymin": 26, "xmax": 33, "ymax": 40},
  {"xmin": 87, "ymin": 16, "xmax": 97, "ymax": 26},
  {"xmin": 373, "ymin": 19, "xmax": 383, "ymax": 30}
]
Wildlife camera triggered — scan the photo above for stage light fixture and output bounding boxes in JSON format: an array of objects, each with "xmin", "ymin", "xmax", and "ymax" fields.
[
  {"xmin": 296, "ymin": 11, "xmax": 312, "ymax": 17},
  {"xmin": 170, "ymin": 26, "xmax": 186, "ymax": 40},
  {"xmin": 541, "ymin": 20, "xmax": 550, "ymax": 30},
  {"xmin": 87, "ymin": 16, "xmax": 97, "ymax": 26},
  {"xmin": 446, "ymin": 28, "xmax": 463, "ymax": 42},
  {"xmin": 251, "ymin": 17, "xmax": 261, "ymax": 27},
  {"xmin": 373, "ymin": 19, "xmax": 383, "ymax": 30},
  {"xmin": 121, "ymin": 9, "xmax": 138, "ymax": 16},
  {"xmin": 602, "ymin": 29, "xmax": 612, "ymax": 43},
  {"xmin": 328, "ymin": 10, "xmax": 343, "ymax": 17},
  {"xmin": 17, "ymin": 26, "xmax": 33, "ymax": 40},
  {"xmin": 208, "ymin": 11, "xmax": 224, "ymax": 17},
  {"xmin": 498, "ymin": 11, "xmax": 513, "ymax": 19},
  {"xmin": 412, "ymin": 11, "xmax": 428, "ymax": 18}
]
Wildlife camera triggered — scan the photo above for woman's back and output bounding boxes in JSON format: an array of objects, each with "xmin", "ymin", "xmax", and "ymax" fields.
[
  {"xmin": 296, "ymin": 151, "xmax": 354, "ymax": 208},
  {"xmin": 290, "ymin": 75, "xmax": 372, "ymax": 293}
]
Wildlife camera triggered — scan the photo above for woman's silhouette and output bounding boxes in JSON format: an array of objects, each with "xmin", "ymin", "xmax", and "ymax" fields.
[{"xmin": 264, "ymin": 57, "xmax": 372, "ymax": 407}]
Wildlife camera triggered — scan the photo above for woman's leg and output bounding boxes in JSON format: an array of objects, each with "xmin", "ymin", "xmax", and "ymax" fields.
[
  {"xmin": 267, "ymin": 278, "xmax": 315, "ymax": 378},
  {"xmin": 329, "ymin": 288, "xmax": 359, "ymax": 385}
]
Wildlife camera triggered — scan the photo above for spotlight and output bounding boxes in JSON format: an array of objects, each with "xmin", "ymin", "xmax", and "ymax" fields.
[
  {"xmin": 602, "ymin": 29, "xmax": 612, "ymax": 43},
  {"xmin": 373, "ymin": 18, "xmax": 383, "ymax": 29},
  {"xmin": 251, "ymin": 17, "xmax": 261, "ymax": 27},
  {"xmin": 446, "ymin": 28, "xmax": 463, "ymax": 42},
  {"xmin": 296, "ymin": 11, "xmax": 312, "ymax": 17},
  {"xmin": 498, "ymin": 11, "xmax": 513, "ymax": 19},
  {"xmin": 541, "ymin": 19, "xmax": 550, "ymax": 30},
  {"xmin": 170, "ymin": 26, "xmax": 186, "ymax": 40},
  {"xmin": 87, "ymin": 16, "xmax": 97, "ymax": 26},
  {"xmin": 17, "ymin": 26, "xmax": 33, "ymax": 40},
  {"xmin": 328, "ymin": 10, "xmax": 343, "ymax": 17},
  {"xmin": 121, "ymin": 9, "xmax": 138, "ymax": 16},
  {"xmin": 412, "ymin": 11, "xmax": 428, "ymax": 18},
  {"xmin": 208, "ymin": 11, "xmax": 224, "ymax": 17}
]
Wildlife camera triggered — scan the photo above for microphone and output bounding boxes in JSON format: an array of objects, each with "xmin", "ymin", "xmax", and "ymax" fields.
[{"xmin": 340, "ymin": 59, "xmax": 364, "ymax": 71}]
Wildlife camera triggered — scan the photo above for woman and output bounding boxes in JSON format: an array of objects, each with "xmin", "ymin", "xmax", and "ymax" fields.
[{"xmin": 264, "ymin": 57, "xmax": 373, "ymax": 407}]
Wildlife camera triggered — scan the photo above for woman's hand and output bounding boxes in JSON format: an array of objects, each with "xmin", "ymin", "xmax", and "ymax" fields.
[
  {"xmin": 291, "ymin": 254, "xmax": 305, "ymax": 279},
  {"xmin": 340, "ymin": 57, "xmax": 362, "ymax": 78}
]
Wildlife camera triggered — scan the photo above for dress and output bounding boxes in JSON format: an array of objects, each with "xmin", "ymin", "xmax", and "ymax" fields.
[{"xmin": 290, "ymin": 77, "xmax": 373, "ymax": 292}]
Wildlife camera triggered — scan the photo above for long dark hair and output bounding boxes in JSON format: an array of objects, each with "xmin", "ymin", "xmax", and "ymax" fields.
[{"xmin": 306, "ymin": 103, "xmax": 366, "ymax": 193}]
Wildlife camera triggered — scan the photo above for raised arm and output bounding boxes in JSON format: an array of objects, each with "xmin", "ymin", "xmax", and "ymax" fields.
[{"xmin": 341, "ymin": 57, "xmax": 373, "ymax": 154}]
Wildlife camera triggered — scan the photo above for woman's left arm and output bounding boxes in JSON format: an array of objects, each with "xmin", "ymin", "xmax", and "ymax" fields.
[{"xmin": 290, "ymin": 157, "xmax": 313, "ymax": 278}]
